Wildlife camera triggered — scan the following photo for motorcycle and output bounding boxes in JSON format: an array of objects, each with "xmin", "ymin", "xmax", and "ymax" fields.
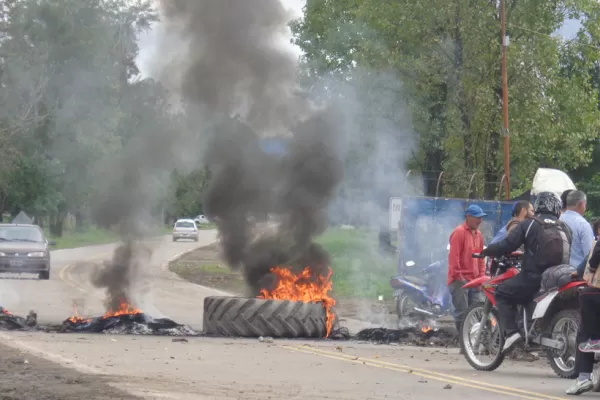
[
  {"xmin": 459, "ymin": 251, "xmax": 586, "ymax": 379},
  {"xmin": 390, "ymin": 248, "xmax": 453, "ymax": 321}
]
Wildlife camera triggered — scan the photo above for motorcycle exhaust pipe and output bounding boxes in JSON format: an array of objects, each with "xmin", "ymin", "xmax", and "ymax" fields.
[{"xmin": 412, "ymin": 307, "xmax": 435, "ymax": 317}]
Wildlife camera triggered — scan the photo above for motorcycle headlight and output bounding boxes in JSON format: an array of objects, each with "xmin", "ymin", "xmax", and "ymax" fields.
[{"xmin": 27, "ymin": 252, "xmax": 45, "ymax": 258}]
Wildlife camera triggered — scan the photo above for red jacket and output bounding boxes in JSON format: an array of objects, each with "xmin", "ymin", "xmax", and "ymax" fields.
[{"xmin": 448, "ymin": 222, "xmax": 486, "ymax": 285}]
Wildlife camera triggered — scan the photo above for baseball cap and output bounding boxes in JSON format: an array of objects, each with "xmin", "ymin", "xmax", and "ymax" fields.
[{"xmin": 465, "ymin": 205, "xmax": 487, "ymax": 218}]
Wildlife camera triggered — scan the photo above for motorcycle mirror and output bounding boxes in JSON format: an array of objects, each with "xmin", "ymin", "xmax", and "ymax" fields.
[{"xmin": 405, "ymin": 261, "xmax": 415, "ymax": 267}]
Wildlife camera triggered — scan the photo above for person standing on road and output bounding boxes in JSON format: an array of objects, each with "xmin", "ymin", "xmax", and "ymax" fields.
[
  {"xmin": 561, "ymin": 189, "xmax": 574, "ymax": 215},
  {"xmin": 447, "ymin": 205, "xmax": 487, "ymax": 336},
  {"xmin": 560, "ymin": 190, "xmax": 594, "ymax": 276},
  {"xmin": 490, "ymin": 200, "xmax": 534, "ymax": 245},
  {"xmin": 592, "ymin": 219, "xmax": 600, "ymax": 241},
  {"xmin": 565, "ymin": 240, "xmax": 600, "ymax": 395}
]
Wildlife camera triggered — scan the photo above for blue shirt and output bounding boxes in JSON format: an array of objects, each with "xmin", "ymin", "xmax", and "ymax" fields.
[
  {"xmin": 560, "ymin": 210, "xmax": 594, "ymax": 267},
  {"xmin": 490, "ymin": 225, "xmax": 508, "ymax": 244}
]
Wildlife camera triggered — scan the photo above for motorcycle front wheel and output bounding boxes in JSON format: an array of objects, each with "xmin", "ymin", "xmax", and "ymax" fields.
[{"xmin": 460, "ymin": 302, "xmax": 505, "ymax": 371}]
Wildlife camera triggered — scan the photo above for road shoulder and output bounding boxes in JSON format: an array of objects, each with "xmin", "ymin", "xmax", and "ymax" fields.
[{"xmin": 0, "ymin": 340, "xmax": 138, "ymax": 400}]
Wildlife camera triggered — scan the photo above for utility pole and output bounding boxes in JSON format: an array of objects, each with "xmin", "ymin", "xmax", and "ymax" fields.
[{"xmin": 501, "ymin": 0, "xmax": 511, "ymax": 199}]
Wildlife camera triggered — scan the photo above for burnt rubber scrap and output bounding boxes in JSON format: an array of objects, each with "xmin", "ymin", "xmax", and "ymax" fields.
[
  {"xmin": 59, "ymin": 313, "xmax": 198, "ymax": 336},
  {"xmin": 0, "ymin": 307, "xmax": 37, "ymax": 330},
  {"xmin": 56, "ymin": 301, "xmax": 198, "ymax": 336},
  {"xmin": 355, "ymin": 327, "xmax": 457, "ymax": 347}
]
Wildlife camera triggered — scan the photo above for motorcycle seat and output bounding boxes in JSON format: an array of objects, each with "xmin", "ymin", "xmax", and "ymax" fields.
[{"xmin": 402, "ymin": 275, "xmax": 428, "ymax": 287}]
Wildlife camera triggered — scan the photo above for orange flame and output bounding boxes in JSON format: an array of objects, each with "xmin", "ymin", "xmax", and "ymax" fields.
[
  {"xmin": 67, "ymin": 299, "xmax": 142, "ymax": 323},
  {"xmin": 258, "ymin": 266, "xmax": 336, "ymax": 337},
  {"xmin": 68, "ymin": 303, "xmax": 92, "ymax": 324},
  {"xmin": 421, "ymin": 326, "xmax": 433, "ymax": 333},
  {"xmin": 102, "ymin": 299, "xmax": 143, "ymax": 318}
]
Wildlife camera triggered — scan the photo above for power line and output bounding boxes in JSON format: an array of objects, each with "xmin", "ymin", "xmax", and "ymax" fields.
[{"xmin": 509, "ymin": 23, "xmax": 600, "ymax": 52}]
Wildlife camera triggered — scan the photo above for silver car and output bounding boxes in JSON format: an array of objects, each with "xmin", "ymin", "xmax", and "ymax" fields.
[
  {"xmin": 0, "ymin": 224, "xmax": 55, "ymax": 280},
  {"xmin": 172, "ymin": 219, "xmax": 199, "ymax": 242}
]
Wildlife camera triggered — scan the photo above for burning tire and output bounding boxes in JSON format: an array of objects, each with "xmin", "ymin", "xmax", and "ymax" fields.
[{"xmin": 203, "ymin": 296, "xmax": 328, "ymax": 338}]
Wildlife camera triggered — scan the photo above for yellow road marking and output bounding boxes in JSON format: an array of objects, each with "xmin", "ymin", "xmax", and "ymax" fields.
[{"xmin": 281, "ymin": 345, "xmax": 568, "ymax": 400}]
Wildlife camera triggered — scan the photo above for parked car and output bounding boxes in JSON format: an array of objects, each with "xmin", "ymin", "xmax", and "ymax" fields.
[
  {"xmin": 0, "ymin": 224, "xmax": 56, "ymax": 280},
  {"xmin": 194, "ymin": 214, "xmax": 210, "ymax": 225},
  {"xmin": 172, "ymin": 219, "xmax": 199, "ymax": 242}
]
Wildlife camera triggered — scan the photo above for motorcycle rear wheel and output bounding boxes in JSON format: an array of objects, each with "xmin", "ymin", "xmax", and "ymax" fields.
[
  {"xmin": 545, "ymin": 309, "xmax": 579, "ymax": 379},
  {"xmin": 396, "ymin": 293, "xmax": 416, "ymax": 320},
  {"xmin": 592, "ymin": 364, "xmax": 600, "ymax": 392},
  {"xmin": 460, "ymin": 302, "xmax": 505, "ymax": 371}
]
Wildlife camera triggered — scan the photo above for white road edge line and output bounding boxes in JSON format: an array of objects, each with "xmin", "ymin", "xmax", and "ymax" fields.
[{"xmin": 0, "ymin": 332, "xmax": 101, "ymax": 375}]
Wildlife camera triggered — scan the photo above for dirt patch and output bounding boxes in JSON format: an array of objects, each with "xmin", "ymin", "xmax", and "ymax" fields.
[
  {"xmin": 169, "ymin": 243, "xmax": 398, "ymax": 322},
  {"xmin": 0, "ymin": 342, "xmax": 138, "ymax": 400}
]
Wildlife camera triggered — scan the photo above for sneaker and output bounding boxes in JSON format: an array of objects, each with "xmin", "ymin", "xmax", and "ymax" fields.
[
  {"xmin": 565, "ymin": 378, "xmax": 593, "ymax": 395},
  {"xmin": 579, "ymin": 340, "xmax": 600, "ymax": 353},
  {"xmin": 502, "ymin": 332, "xmax": 523, "ymax": 353}
]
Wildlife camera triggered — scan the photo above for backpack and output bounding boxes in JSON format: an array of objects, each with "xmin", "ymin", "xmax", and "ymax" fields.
[
  {"xmin": 540, "ymin": 264, "xmax": 576, "ymax": 292},
  {"xmin": 525, "ymin": 217, "xmax": 571, "ymax": 271}
]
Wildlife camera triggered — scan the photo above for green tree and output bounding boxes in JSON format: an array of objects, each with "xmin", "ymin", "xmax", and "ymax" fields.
[
  {"xmin": 0, "ymin": 0, "xmax": 157, "ymax": 234},
  {"xmin": 292, "ymin": 0, "xmax": 600, "ymax": 199}
]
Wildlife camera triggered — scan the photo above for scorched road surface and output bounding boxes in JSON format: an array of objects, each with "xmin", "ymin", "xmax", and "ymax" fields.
[{"xmin": 0, "ymin": 231, "xmax": 579, "ymax": 399}]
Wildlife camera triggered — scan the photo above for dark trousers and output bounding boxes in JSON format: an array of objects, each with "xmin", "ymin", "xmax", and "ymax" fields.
[
  {"xmin": 495, "ymin": 272, "xmax": 540, "ymax": 336},
  {"xmin": 449, "ymin": 280, "xmax": 484, "ymax": 332},
  {"xmin": 575, "ymin": 287, "xmax": 600, "ymax": 375}
]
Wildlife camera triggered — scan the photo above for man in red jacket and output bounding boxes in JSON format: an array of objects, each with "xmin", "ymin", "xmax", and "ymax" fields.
[{"xmin": 448, "ymin": 205, "xmax": 487, "ymax": 336}]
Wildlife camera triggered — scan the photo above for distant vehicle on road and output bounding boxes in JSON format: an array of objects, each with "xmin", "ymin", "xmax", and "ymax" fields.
[
  {"xmin": 172, "ymin": 219, "xmax": 199, "ymax": 242},
  {"xmin": 194, "ymin": 214, "xmax": 210, "ymax": 225},
  {"xmin": 0, "ymin": 224, "xmax": 56, "ymax": 280}
]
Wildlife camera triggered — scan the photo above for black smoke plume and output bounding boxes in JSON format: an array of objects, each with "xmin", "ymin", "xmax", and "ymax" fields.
[
  {"xmin": 90, "ymin": 240, "xmax": 152, "ymax": 311},
  {"xmin": 156, "ymin": 0, "xmax": 343, "ymax": 293}
]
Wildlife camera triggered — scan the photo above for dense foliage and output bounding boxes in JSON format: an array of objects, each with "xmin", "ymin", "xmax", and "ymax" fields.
[
  {"xmin": 4, "ymin": 0, "xmax": 600, "ymax": 235},
  {"xmin": 0, "ymin": 0, "xmax": 208, "ymax": 233},
  {"xmin": 292, "ymin": 0, "xmax": 600, "ymax": 215}
]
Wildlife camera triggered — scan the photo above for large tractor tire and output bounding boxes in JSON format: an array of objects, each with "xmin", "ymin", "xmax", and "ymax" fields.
[{"xmin": 202, "ymin": 296, "xmax": 328, "ymax": 338}]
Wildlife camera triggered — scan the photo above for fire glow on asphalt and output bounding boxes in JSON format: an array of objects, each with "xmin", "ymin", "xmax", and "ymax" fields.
[
  {"xmin": 60, "ymin": 300, "xmax": 197, "ymax": 336},
  {"xmin": 0, "ymin": 305, "xmax": 457, "ymax": 346}
]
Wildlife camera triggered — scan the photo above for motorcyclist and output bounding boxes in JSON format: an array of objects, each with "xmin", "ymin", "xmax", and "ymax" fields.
[{"xmin": 479, "ymin": 191, "xmax": 573, "ymax": 353}]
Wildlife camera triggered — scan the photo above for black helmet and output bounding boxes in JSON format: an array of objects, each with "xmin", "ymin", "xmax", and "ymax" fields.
[{"xmin": 534, "ymin": 191, "xmax": 562, "ymax": 218}]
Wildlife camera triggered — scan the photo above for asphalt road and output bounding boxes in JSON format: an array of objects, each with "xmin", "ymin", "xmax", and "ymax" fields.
[{"xmin": 0, "ymin": 231, "xmax": 588, "ymax": 399}]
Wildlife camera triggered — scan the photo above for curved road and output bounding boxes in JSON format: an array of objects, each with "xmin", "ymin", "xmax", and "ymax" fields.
[{"xmin": 0, "ymin": 231, "xmax": 580, "ymax": 399}]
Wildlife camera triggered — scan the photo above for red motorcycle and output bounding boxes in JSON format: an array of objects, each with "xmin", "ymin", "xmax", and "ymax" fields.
[{"xmin": 459, "ymin": 252, "xmax": 586, "ymax": 379}]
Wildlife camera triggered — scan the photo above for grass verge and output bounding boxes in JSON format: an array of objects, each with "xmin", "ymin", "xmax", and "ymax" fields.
[
  {"xmin": 47, "ymin": 228, "xmax": 119, "ymax": 250},
  {"xmin": 47, "ymin": 225, "xmax": 172, "ymax": 250},
  {"xmin": 316, "ymin": 228, "xmax": 397, "ymax": 299}
]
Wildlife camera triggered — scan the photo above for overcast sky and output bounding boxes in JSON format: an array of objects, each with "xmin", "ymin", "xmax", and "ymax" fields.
[{"xmin": 135, "ymin": 1, "xmax": 582, "ymax": 78}]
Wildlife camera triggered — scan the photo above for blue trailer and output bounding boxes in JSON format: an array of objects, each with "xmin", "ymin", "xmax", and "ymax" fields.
[
  {"xmin": 393, "ymin": 197, "xmax": 515, "ymax": 272},
  {"xmin": 391, "ymin": 168, "xmax": 577, "ymax": 273}
]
